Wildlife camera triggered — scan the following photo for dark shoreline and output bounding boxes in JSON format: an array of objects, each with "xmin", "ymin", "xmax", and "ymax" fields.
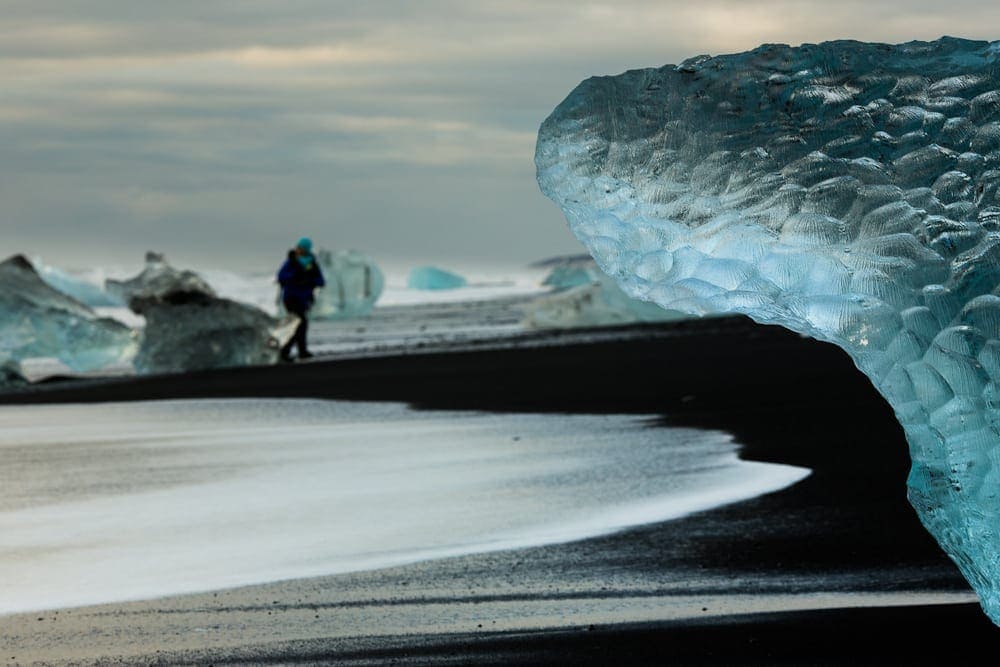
[{"xmin": 3, "ymin": 315, "xmax": 998, "ymax": 663}]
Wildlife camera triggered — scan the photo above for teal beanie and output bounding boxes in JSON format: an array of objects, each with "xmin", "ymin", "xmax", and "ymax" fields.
[{"xmin": 296, "ymin": 237, "xmax": 313, "ymax": 252}]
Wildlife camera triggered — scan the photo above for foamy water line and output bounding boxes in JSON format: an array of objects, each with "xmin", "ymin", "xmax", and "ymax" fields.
[{"xmin": 0, "ymin": 399, "xmax": 809, "ymax": 615}]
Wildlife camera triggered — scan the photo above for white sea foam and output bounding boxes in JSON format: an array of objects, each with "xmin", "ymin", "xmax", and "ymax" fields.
[{"xmin": 0, "ymin": 399, "xmax": 809, "ymax": 614}]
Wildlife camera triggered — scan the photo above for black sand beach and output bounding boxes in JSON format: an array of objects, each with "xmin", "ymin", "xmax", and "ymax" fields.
[{"xmin": 2, "ymin": 315, "xmax": 998, "ymax": 664}]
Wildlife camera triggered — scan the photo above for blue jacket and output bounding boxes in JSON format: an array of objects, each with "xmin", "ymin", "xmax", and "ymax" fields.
[{"xmin": 278, "ymin": 251, "xmax": 325, "ymax": 311}]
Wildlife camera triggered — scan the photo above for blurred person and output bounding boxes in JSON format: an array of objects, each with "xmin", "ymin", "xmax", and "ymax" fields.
[{"xmin": 277, "ymin": 237, "xmax": 325, "ymax": 361}]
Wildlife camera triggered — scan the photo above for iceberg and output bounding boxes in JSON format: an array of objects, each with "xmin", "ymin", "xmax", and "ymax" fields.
[
  {"xmin": 539, "ymin": 255, "xmax": 602, "ymax": 290},
  {"xmin": 407, "ymin": 266, "xmax": 468, "ymax": 290},
  {"xmin": 536, "ymin": 37, "xmax": 1000, "ymax": 623},
  {"xmin": 310, "ymin": 249, "xmax": 384, "ymax": 320},
  {"xmin": 526, "ymin": 257, "xmax": 690, "ymax": 328},
  {"xmin": 131, "ymin": 291, "xmax": 297, "ymax": 373},
  {"xmin": 0, "ymin": 255, "xmax": 135, "ymax": 374},
  {"xmin": 31, "ymin": 258, "xmax": 123, "ymax": 307},
  {"xmin": 106, "ymin": 252, "xmax": 215, "ymax": 304},
  {"xmin": 117, "ymin": 253, "xmax": 296, "ymax": 373}
]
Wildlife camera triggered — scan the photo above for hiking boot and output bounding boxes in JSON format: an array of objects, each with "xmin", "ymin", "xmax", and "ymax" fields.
[{"xmin": 299, "ymin": 351, "xmax": 315, "ymax": 360}]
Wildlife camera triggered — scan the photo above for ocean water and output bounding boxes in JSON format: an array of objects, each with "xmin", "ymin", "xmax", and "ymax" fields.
[{"xmin": 0, "ymin": 399, "xmax": 809, "ymax": 615}]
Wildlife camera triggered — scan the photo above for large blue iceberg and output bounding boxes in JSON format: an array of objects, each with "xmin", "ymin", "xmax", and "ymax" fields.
[{"xmin": 536, "ymin": 37, "xmax": 1000, "ymax": 623}]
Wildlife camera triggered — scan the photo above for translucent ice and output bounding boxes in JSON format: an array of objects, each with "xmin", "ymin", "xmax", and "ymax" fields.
[
  {"xmin": 117, "ymin": 254, "xmax": 296, "ymax": 373},
  {"xmin": 310, "ymin": 249, "xmax": 384, "ymax": 320},
  {"xmin": 106, "ymin": 252, "xmax": 215, "ymax": 305},
  {"xmin": 542, "ymin": 260, "xmax": 604, "ymax": 290},
  {"xmin": 536, "ymin": 37, "xmax": 1000, "ymax": 623},
  {"xmin": 408, "ymin": 266, "xmax": 468, "ymax": 290},
  {"xmin": 526, "ymin": 257, "xmax": 689, "ymax": 329},
  {"xmin": 0, "ymin": 255, "xmax": 135, "ymax": 373},
  {"xmin": 132, "ymin": 292, "xmax": 297, "ymax": 373},
  {"xmin": 31, "ymin": 258, "xmax": 123, "ymax": 307}
]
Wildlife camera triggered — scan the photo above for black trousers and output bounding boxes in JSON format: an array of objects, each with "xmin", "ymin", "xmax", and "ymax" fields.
[{"xmin": 282, "ymin": 301, "xmax": 309, "ymax": 356}]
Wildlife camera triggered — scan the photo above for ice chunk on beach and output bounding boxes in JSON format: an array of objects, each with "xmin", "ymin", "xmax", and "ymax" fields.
[
  {"xmin": 311, "ymin": 249, "xmax": 384, "ymax": 320},
  {"xmin": 31, "ymin": 258, "xmax": 123, "ymax": 307},
  {"xmin": 526, "ymin": 257, "xmax": 688, "ymax": 328},
  {"xmin": 536, "ymin": 37, "xmax": 1000, "ymax": 623},
  {"xmin": 408, "ymin": 265, "xmax": 468, "ymax": 290},
  {"xmin": 540, "ymin": 255, "xmax": 604, "ymax": 290},
  {"xmin": 0, "ymin": 255, "xmax": 135, "ymax": 374},
  {"xmin": 117, "ymin": 253, "xmax": 295, "ymax": 373},
  {"xmin": 106, "ymin": 251, "xmax": 215, "ymax": 304},
  {"xmin": 131, "ymin": 292, "xmax": 297, "ymax": 373}
]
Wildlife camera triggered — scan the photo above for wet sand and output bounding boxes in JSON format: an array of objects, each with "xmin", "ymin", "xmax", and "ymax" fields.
[{"xmin": 2, "ymin": 315, "xmax": 998, "ymax": 664}]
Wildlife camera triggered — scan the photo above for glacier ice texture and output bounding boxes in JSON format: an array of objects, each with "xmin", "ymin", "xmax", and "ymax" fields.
[
  {"xmin": 310, "ymin": 249, "xmax": 384, "ymax": 320},
  {"xmin": 0, "ymin": 255, "xmax": 135, "ymax": 375},
  {"xmin": 536, "ymin": 37, "xmax": 1000, "ymax": 623},
  {"xmin": 119, "ymin": 253, "xmax": 296, "ymax": 373},
  {"xmin": 407, "ymin": 266, "xmax": 468, "ymax": 290},
  {"xmin": 525, "ymin": 256, "xmax": 690, "ymax": 329}
]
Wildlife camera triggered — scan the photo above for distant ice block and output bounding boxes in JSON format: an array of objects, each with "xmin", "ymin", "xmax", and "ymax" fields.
[
  {"xmin": 31, "ymin": 258, "xmax": 123, "ymax": 307},
  {"xmin": 106, "ymin": 251, "xmax": 215, "ymax": 304},
  {"xmin": 131, "ymin": 292, "xmax": 297, "ymax": 373},
  {"xmin": 526, "ymin": 257, "xmax": 688, "ymax": 328},
  {"xmin": 0, "ymin": 255, "xmax": 135, "ymax": 374},
  {"xmin": 536, "ymin": 37, "xmax": 1000, "ymax": 623},
  {"xmin": 407, "ymin": 266, "xmax": 468, "ymax": 290},
  {"xmin": 311, "ymin": 249, "xmax": 384, "ymax": 320},
  {"xmin": 118, "ymin": 253, "xmax": 296, "ymax": 373},
  {"xmin": 539, "ymin": 255, "xmax": 602, "ymax": 290}
]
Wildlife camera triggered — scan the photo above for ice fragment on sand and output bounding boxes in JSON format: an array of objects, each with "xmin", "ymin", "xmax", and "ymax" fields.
[
  {"xmin": 525, "ymin": 256, "xmax": 689, "ymax": 328},
  {"xmin": 31, "ymin": 258, "xmax": 123, "ymax": 307},
  {"xmin": 106, "ymin": 251, "xmax": 215, "ymax": 304},
  {"xmin": 536, "ymin": 37, "xmax": 1000, "ymax": 624},
  {"xmin": 118, "ymin": 253, "xmax": 295, "ymax": 373},
  {"xmin": 407, "ymin": 266, "xmax": 467, "ymax": 290},
  {"xmin": 0, "ymin": 255, "xmax": 135, "ymax": 373},
  {"xmin": 310, "ymin": 249, "xmax": 384, "ymax": 320}
]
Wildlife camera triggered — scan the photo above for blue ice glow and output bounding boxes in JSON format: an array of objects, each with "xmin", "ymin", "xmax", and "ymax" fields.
[
  {"xmin": 536, "ymin": 37, "xmax": 1000, "ymax": 624},
  {"xmin": 0, "ymin": 256, "xmax": 134, "ymax": 375},
  {"xmin": 408, "ymin": 266, "xmax": 468, "ymax": 290}
]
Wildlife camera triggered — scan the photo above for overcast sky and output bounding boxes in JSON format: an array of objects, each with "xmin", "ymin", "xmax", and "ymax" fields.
[{"xmin": 2, "ymin": 1, "xmax": 998, "ymax": 272}]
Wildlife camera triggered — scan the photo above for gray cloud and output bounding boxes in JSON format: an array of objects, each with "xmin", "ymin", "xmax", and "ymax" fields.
[{"xmin": 2, "ymin": 1, "xmax": 998, "ymax": 271}]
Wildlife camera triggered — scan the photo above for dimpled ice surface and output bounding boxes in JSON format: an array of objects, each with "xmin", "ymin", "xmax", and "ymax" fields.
[{"xmin": 536, "ymin": 37, "xmax": 1000, "ymax": 623}]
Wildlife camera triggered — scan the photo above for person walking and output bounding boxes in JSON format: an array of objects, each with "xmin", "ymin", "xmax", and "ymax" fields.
[{"xmin": 277, "ymin": 237, "xmax": 325, "ymax": 361}]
